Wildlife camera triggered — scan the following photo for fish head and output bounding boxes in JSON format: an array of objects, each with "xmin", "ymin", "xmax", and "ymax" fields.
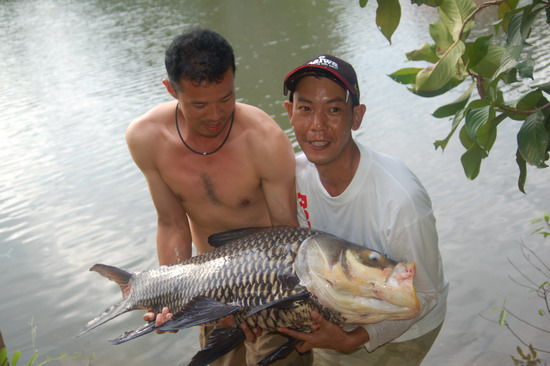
[{"xmin": 295, "ymin": 234, "xmax": 420, "ymax": 324}]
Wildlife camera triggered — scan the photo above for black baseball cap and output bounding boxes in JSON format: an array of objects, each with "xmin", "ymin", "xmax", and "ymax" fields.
[{"xmin": 283, "ymin": 54, "xmax": 360, "ymax": 105}]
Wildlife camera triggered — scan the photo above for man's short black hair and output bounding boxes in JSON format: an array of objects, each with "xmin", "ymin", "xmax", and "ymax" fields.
[{"xmin": 165, "ymin": 28, "xmax": 236, "ymax": 91}]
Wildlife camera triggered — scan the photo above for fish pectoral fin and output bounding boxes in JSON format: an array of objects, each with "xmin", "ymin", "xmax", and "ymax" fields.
[
  {"xmin": 157, "ymin": 296, "xmax": 240, "ymax": 332},
  {"xmin": 257, "ymin": 337, "xmax": 301, "ymax": 366},
  {"xmin": 188, "ymin": 325, "xmax": 245, "ymax": 366},
  {"xmin": 246, "ymin": 290, "xmax": 311, "ymax": 317},
  {"xmin": 207, "ymin": 226, "xmax": 272, "ymax": 247},
  {"xmin": 109, "ymin": 321, "xmax": 155, "ymax": 345}
]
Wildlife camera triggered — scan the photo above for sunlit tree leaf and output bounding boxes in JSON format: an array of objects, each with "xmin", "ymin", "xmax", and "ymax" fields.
[
  {"xmin": 376, "ymin": 0, "xmax": 401, "ymax": 44},
  {"xmin": 415, "ymin": 40, "xmax": 465, "ymax": 91},
  {"xmin": 406, "ymin": 43, "xmax": 440, "ymax": 63},
  {"xmin": 517, "ymin": 110, "xmax": 548, "ymax": 167},
  {"xmin": 438, "ymin": 0, "xmax": 476, "ymax": 40},
  {"xmin": 411, "ymin": 76, "xmax": 462, "ymax": 97},
  {"xmin": 429, "ymin": 21, "xmax": 454, "ymax": 52},
  {"xmin": 388, "ymin": 68, "xmax": 422, "ymax": 85}
]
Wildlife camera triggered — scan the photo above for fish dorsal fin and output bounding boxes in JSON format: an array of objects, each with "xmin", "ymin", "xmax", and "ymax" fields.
[
  {"xmin": 208, "ymin": 227, "xmax": 272, "ymax": 248},
  {"xmin": 245, "ymin": 290, "xmax": 311, "ymax": 317},
  {"xmin": 89, "ymin": 264, "xmax": 132, "ymax": 299},
  {"xmin": 156, "ymin": 296, "xmax": 240, "ymax": 332}
]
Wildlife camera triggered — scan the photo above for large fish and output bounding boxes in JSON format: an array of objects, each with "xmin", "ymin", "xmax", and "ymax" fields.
[{"xmin": 80, "ymin": 226, "xmax": 419, "ymax": 365}]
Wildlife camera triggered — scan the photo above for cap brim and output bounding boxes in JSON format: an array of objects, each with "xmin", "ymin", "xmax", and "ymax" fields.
[{"xmin": 283, "ymin": 65, "xmax": 357, "ymax": 96}]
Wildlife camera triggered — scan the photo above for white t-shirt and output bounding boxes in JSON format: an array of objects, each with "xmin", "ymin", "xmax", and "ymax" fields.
[{"xmin": 295, "ymin": 142, "xmax": 448, "ymax": 351}]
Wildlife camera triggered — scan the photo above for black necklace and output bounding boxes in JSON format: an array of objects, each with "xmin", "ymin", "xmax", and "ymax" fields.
[{"xmin": 175, "ymin": 103, "xmax": 234, "ymax": 156}]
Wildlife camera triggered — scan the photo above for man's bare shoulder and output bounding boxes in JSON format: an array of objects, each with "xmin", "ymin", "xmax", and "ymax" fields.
[
  {"xmin": 236, "ymin": 103, "xmax": 287, "ymax": 138},
  {"xmin": 126, "ymin": 101, "xmax": 176, "ymax": 170},
  {"xmin": 127, "ymin": 101, "xmax": 176, "ymax": 141}
]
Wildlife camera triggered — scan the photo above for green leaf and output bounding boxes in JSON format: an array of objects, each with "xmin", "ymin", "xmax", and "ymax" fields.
[
  {"xmin": 498, "ymin": 306, "xmax": 507, "ymax": 326},
  {"xmin": 507, "ymin": 12, "xmax": 524, "ymax": 45},
  {"xmin": 1, "ymin": 348, "xmax": 8, "ymax": 364},
  {"xmin": 433, "ymin": 81, "xmax": 474, "ymax": 118},
  {"xmin": 430, "ymin": 21, "xmax": 454, "ymax": 52},
  {"xmin": 519, "ymin": 4, "xmax": 547, "ymax": 43},
  {"xmin": 498, "ymin": 0, "xmax": 519, "ymax": 21},
  {"xmin": 461, "ymin": 143, "xmax": 487, "ymax": 179},
  {"xmin": 438, "ymin": 0, "xmax": 477, "ymax": 41},
  {"xmin": 28, "ymin": 351, "xmax": 39, "ymax": 366},
  {"xmin": 406, "ymin": 43, "xmax": 440, "ymax": 63},
  {"xmin": 376, "ymin": 0, "xmax": 401, "ymax": 44},
  {"xmin": 388, "ymin": 68, "xmax": 422, "ymax": 85},
  {"xmin": 516, "ymin": 148, "xmax": 527, "ymax": 193},
  {"xmin": 415, "ymin": 40, "xmax": 466, "ymax": 92},
  {"xmin": 434, "ymin": 107, "xmax": 466, "ymax": 150},
  {"xmin": 534, "ymin": 81, "xmax": 550, "ymax": 94},
  {"xmin": 12, "ymin": 351, "xmax": 21, "ymax": 366},
  {"xmin": 465, "ymin": 35, "xmax": 492, "ymax": 69},
  {"xmin": 491, "ymin": 44, "xmax": 523, "ymax": 81},
  {"xmin": 470, "ymin": 44, "xmax": 504, "ymax": 78},
  {"xmin": 508, "ymin": 90, "xmax": 543, "ymax": 120},
  {"xmin": 516, "ymin": 57, "xmax": 534, "ymax": 79},
  {"xmin": 465, "ymin": 104, "xmax": 496, "ymax": 150},
  {"xmin": 517, "ymin": 110, "xmax": 549, "ymax": 167},
  {"xmin": 424, "ymin": 0, "xmax": 443, "ymax": 5},
  {"xmin": 359, "ymin": 0, "xmax": 368, "ymax": 8},
  {"xmin": 411, "ymin": 76, "xmax": 462, "ymax": 97}
]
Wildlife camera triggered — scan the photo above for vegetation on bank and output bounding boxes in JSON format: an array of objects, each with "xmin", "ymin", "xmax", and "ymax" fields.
[{"xmin": 360, "ymin": 0, "xmax": 550, "ymax": 192}]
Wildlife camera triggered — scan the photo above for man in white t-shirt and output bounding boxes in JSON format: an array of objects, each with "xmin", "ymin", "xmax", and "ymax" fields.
[{"xmin": 277, "ymin": 54, "xmax": 449, "ymax": 365}]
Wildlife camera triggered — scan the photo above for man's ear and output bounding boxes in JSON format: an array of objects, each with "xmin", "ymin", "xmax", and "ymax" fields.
[
  {"xmin": 352, "ymin": 104, "xmax": 367, "ymax": 131},
  {"xmin": 284, "ymin": 100, "xmax": 294, "ymax": 120},
  {"xmin": 162, "ymin": 79, "xmax": 178, "ymax": 99}
]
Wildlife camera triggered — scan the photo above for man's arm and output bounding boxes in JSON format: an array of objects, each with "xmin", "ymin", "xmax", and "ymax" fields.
[
  {"xmin": 126, "ymin": 118, "xmax": 192, "ymax": 265},
  {"xmin": 257, "ymin": 125, "xmax": 298, "ymax": 227},
  {"xmin": 278, "ymin": 311, "xmax": 370, "ymax": 352}
]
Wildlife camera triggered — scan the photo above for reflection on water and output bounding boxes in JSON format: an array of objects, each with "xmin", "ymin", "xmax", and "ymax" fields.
[{"xmin": 1, "ymin": 0, "xmax": 549, "ymax": 365}]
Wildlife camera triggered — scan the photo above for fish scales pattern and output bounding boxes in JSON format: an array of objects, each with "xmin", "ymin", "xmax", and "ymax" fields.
[{"xmin": 124, "ymin": 226, "xmax": 344, "ymax": 331}]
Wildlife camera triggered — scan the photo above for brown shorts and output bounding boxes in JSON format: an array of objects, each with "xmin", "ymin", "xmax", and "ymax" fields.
[{"xmin": 200, "ymin": 325, "xmax": 313, "ymax": 366}]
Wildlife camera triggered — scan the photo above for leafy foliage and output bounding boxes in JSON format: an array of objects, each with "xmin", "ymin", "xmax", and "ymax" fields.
[{"xmin": 361, "ymin": 0, "xmax": 550, "ymax": 192}]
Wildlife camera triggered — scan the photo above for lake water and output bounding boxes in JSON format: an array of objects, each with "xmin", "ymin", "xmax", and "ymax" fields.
[{"xmin": 1, "ymin": 0, "xmax": 549, "ymax": 365}]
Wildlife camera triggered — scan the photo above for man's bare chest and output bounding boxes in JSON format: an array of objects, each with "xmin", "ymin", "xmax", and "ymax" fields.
[{"xmin": 158, "ymin": 153, "xmax": 262, "ymax": 209}]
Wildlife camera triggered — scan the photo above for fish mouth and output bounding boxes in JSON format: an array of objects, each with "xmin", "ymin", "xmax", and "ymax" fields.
[{"xmin": 295, "ymin": 235, "xmax": 420, "ymax": 324}]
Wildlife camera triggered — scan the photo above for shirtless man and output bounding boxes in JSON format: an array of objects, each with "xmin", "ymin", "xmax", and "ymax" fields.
[{"xmin": 126, "ymin": 28, "xmax": 307, "ymax": 365}]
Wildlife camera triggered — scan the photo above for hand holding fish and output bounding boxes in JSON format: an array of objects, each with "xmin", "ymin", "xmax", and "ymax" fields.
[
  {"xmin": 278, "ymin": 311, "xmax": 370, "ymax": 353},
  {"xmin": 143, "ymin": 307, "xmax": 177, "ymax": 334},
  {"xmin": 240, "ymin": 322, "xmax": 262, "ymax": 342}
]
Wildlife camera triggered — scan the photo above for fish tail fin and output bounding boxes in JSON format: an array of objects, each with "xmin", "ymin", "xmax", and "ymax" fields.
[{"xmin": 78, "ymin": 264, "xmax": 135, "ymax": 337}]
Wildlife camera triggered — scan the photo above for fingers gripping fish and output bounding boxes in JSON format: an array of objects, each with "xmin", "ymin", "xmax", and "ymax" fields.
[{"xmin": 79, "ymin": 226, "xmax": 420, "ymax": 366}]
